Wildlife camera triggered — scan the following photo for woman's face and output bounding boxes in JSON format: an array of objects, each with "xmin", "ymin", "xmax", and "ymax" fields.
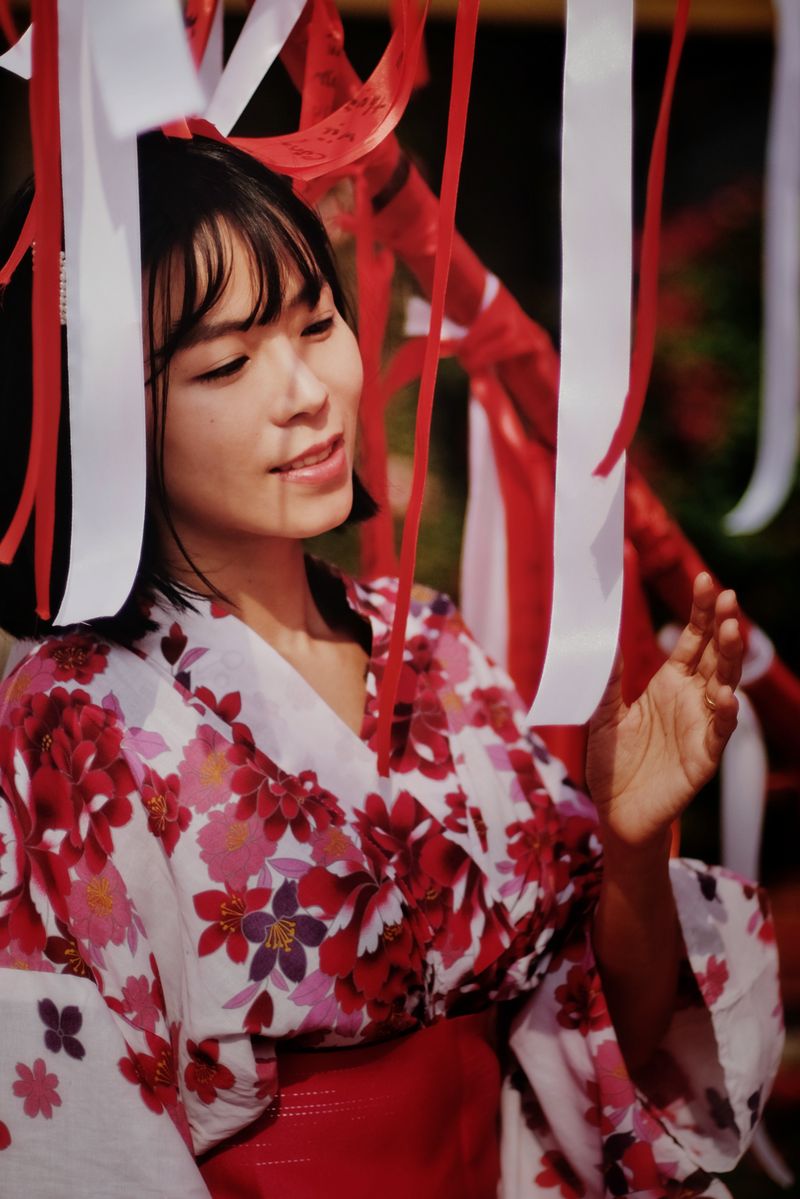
[{"xmin": 152, "ymin": 230, "xmax": 363, "ymax": 570}]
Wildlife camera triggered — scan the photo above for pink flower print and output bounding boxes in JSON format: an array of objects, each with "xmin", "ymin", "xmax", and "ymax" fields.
[
  {"xmin": 595, "ymin": 1039, "xmax": 636, "ymax": 1114},
  {"xmin": 13, "ymin": 1059, "xmax": 61, "ymax": 1119},
  {"xmin": 0, "ymin": 653, "xmax": 56, "ymax": 707},
  {"xmin": 69, "ymin": 857, "xmax": 132, "ymax": 948},
  {"xmin": 310, "ymin": 824, "xmax": 362, "ymax": 867},
  {"xmin": 0, "ymin": 1121, "xmax": 10, "ymax": 1149},
  {"xmin": 197, "ymin": 802, "xmax": 271, "ymax": 889},
  {"xmin": 178, "ymin": 725, "xmax": 234, "ymax": 813},
  {"xmin": 121, "ymin": 975, "xmax": 161, "ymax": 1033},
  {"xmin": 0, "ymin": 940, "xmax": 55, "ymax": 973}
]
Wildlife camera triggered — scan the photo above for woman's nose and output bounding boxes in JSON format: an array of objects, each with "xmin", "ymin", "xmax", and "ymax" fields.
[{"xmin": 271, "ymin": 341, "xmax": 328, "ymax": 424}]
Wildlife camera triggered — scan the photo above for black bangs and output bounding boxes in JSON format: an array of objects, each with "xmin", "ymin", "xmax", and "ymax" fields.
[{"xmin": 138, "ymin": 132, "xmax": 348, "ymax": 378}]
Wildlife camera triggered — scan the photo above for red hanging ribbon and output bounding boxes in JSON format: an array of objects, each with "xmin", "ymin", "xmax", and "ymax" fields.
[
  {"xmin": 594, "ymin": 0, "xmax": 691, "ymax": 478},
  {"xmin": 375, "ymin": 0, "xmax": 481, "ymax": 777},
  {"xmin": 0, "ymin": 0, "xmax": 18, "ymax": 46},
  {"xmin": 352, "ymin": 176, "xmax": 397, "ymax": 578},
  {"xmin": 0, "ymin": 2, "xmax": 63, "ymax": 627},
  {"xmin": 30, "ymin": 0, "xmax": 63, "ymax": 621},
  {"xmin": 0, "ymin": 194, "xmax": 36, "ymax": 286},
  {"xmin": 223, "ymin": 0, "xmax": 428, "ymax": 182}
]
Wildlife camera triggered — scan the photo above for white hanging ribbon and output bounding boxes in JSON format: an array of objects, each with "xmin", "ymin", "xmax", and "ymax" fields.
[
  {"xmin": 461, "ymin": 397, "xmax": 510, "ymax": 669},
  {"xmin": 404, "ymin": 278, "xmax": 509, "ymax": 670},
  {"xmin": 724, "ymin": 0, "xmax": 800, "ymax": 534},
  {"xmin": 197, "ymin": 0, "xmax": 225, "ymax": 97},
  {"xmin": 55, "ymin": 0, "xmax": 204, "ymax": 626},
  {"xmin": 203, "ymin": 0, "xmax": 307, "ymax": 136},
  {"xmin": 528, "ymin": 0, "xmax": 632, "ymax": 725},
  {"xmin": 0, "ymin": 22, "xmax": 32, "ymax": 78}
]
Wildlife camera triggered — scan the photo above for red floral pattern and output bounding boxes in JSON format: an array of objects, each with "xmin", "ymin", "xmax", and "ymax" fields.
[{"xmin": 0, "ymin": 573, "xmax": 784, "ymax": 1194}]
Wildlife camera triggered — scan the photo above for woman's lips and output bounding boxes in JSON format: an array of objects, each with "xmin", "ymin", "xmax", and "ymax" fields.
[{"xmin": 271, "ymin": 436, "xmax": 347, "ymax": 484}]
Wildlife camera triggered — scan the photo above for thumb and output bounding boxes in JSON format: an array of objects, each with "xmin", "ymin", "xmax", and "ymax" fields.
[{"xmin": 590, "ymin": 646, "xmax": 626, "ymax": 728}]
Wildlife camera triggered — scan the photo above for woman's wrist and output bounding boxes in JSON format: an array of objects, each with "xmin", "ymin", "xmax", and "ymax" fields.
[{"xmin": 598, "ymin": 824, "xmax": 673, "ymax": 883}]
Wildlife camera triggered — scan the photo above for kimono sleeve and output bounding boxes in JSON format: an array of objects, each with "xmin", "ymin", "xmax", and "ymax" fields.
[
  {"xmin": 429, "ymin": 599, "xmax": 784, "ymax": 1196},
  {"xmin": 502, "ymin": 855, "xmax": 783, "ymax": 1197},
  {"xmin": 0, "ymin": 967, "xmax": 211, "ymax": 1198},
  {"xmin": 0, "ymin": 646, "xmax": 212, "ymax": 1196}
]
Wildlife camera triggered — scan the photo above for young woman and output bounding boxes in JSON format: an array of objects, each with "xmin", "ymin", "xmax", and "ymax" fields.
[{"xmin": 0, "ymin": 133, "xmax": 782, "ymax": 1198}]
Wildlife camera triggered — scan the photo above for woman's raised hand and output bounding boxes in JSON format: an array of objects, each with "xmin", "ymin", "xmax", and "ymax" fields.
[{"xmin": 585, "ymin": 572, "xmax": 743, "ymax": 855}]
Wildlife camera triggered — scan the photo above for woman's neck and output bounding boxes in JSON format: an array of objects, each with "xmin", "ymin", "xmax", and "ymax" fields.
[{"xmin": 168, "ymin": 537, "xmax": 333, "ymax": 650}]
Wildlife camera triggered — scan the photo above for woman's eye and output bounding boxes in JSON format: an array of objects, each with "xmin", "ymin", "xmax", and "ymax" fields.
[
  {"xmin": 302, "ymin": 316, "xmax": 335, "ymax": 338},
  {"xmin": 196, "ymin": 356, "xmax": 248, "ymax": 383}
]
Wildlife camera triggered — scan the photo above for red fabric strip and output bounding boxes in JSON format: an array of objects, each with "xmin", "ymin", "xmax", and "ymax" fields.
[
  {"xmin": 227, "ymin": 0, "xmax": 428, "ymax": 181},
  {"xmin": 376, "ymin": 0, "xmax": 481, "ymax": 776},
  {"xmin": 353, "ymin": 176, "xmax": 397, "ymax": 579},
  {"xmin": 31, "ymin": 0, "xmax": 63, "ymax": 619},
  {"xmin": 0, "ymin": 194, "xmax": 35, "ymax": 286},
  {"xmin": 0, "ymin": 8, "xmax": 64, "ymax": 584},
  {"xmin": 594, "ymin": 0, "xmax": 691, "ymax": 477},
  {"xmin": 0, "ymin": 0, "xmax": 18, "ymax": 46}
]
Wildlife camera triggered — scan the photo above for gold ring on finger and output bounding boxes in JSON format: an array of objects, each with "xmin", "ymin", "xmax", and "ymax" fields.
[{"xmin": 703, "ymin": 689, "xmax": 717, "ymax": 712}]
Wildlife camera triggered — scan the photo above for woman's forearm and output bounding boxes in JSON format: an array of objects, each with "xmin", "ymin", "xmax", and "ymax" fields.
[{"xmin": 591, "ymin": 831, "xmax": 682, "ymax": 1075}]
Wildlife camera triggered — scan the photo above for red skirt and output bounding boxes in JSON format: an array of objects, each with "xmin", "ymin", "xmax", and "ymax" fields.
[{"xmin": 198, "ymin": 1010, "xmax": 502, "ymax": 1199}]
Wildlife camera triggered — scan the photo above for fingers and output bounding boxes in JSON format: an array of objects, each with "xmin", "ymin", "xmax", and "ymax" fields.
[
  {"xmin": 669, "ymin": 572, "xmax": 717, "ymax": 674},
  {"xmin": 699, "ymin": 592, "xmax": 743, "ymax": 702},
  {"xmin": 705, "ymin": 682, "xmax": 739, "ymax": 760}
]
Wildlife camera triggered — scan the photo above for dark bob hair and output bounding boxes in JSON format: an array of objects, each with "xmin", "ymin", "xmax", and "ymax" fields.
[{"xmin": 0, "ymin": 133, "xmax": 376, "ymax": 643}]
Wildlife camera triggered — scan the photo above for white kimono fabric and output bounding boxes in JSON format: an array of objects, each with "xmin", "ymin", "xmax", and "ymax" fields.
[{"xmin": 0, "ymin": 573, "xmax": 784, "ymax": 1196}]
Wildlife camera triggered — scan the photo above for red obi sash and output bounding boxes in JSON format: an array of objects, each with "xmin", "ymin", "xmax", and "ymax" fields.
[{"xmin": 198, "ymin": 1010, "xmax": 501, "ymax": 1199}]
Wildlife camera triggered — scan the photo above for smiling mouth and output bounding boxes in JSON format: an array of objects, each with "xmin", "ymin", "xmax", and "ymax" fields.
[{"xmin": 270, "ymin": 435, "xmax": 343, "ymax": 474}]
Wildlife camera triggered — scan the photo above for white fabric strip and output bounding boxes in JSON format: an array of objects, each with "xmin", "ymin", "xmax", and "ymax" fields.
[
  {"xmin": 198, "ymin": 0, "xmax": 225, "ymax": 98},
  {"xmin": 720, "ymin": 690, "xmax": 768, "ymax": 881},
  {"xmin": 86, "ymin": 0, "xmax": 204, "ymax": 138},
  {"xmin": 403, "ymin": 278, "xmax": 508, "ymax": 668},
  {"xmin": 528, "ymin": 0, "xmax": 632, "ymax": 725},
  {"xmin": 0, "ymin": 22, "xmax": 31, "ymax": 78},
  {"xmin": 461, "ymin": 397, "xmax": 509, "ymax": 669},
  {"xmin": 55, "ymin": 0, "xmax": 203, "ymax": 625},
  {"xmin": 724, "ymin": 0, "xmax": 800, "ymax": 534},
  {"xmin": 203, "ymin": 0, "xmax": 307, "ymax": 136}
]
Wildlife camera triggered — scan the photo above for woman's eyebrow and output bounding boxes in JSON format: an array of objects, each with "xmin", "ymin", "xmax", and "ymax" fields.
[
  {"xmin": 179, "ymin": 317, "xmax": 253, "ymax": 349},
  {"xmin": 177, "ymin": 280, "xmax": 326, "ymax": 350}
]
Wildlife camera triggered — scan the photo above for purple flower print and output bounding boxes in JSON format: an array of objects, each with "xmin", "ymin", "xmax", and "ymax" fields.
[
  {"xmin": 242, "ymin": 880, "xmax": 325, "ymax": 984},
  {"xmin": 38, "ymin": 999, "xmax": 85, "ymax": 1060}
]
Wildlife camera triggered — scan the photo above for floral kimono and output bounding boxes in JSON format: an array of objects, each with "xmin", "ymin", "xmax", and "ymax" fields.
[{"xmin": 0, "ymin": 571, "xmax": 783, "ymax": 1197}]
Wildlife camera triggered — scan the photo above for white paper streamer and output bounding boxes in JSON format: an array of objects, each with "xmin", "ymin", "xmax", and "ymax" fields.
[
  {"xmin": 197, "ymin": 0, "xmax": 225, "ymax": 97},
  {"xmin": 87, "ymin": 0, "xmax": 204, "ymax": 138},
  {"xmin": 724, "ymin": 0, "xmax": 800, "ymax": 534},
  {"xmin": 203, "ymin": 0, "xmax": 306, "ymax": 136},
  {"xmin": 0, "ymin": 23, "xmax": 32, "ymax": 79},
  {"xmin": 403, "ymin": 279, "xmax": 509, "ymax": 669},
  {"xmin": 528, "ymin": 0, "xmax": 632, "ymax": 725},
  {"xmin": 461, "ymin": 397, "xmax": 510, "ymax": 669},
  {"xmin": 720, "ymin": 690, "xmax": 768, "ymax": 880},
  {"xmin": 55, "ymin": 0, "xmax": 204, "ymax": 625}
]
